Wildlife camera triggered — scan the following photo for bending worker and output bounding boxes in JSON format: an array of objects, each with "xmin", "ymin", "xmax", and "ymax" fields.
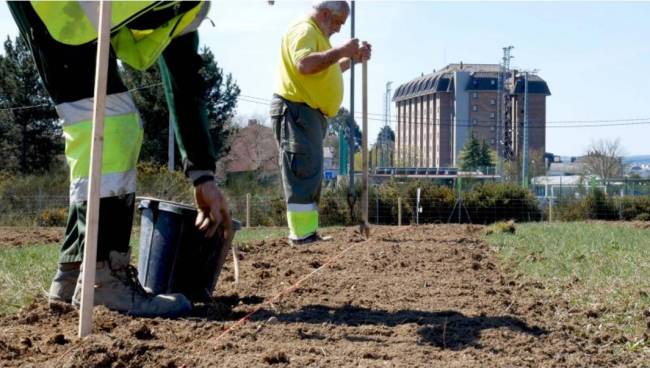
[
  {"xmin": 8, "ymin": 1, "xmax": 231, "ymax": 317},
  {"xmin": 271, "ymin": 1, "xmax": 371, "ymax": 245}
]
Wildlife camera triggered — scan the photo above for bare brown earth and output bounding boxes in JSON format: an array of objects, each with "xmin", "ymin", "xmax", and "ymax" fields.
[
  {"xmin": 0, "ymin": 225, "xmax": 647, "ymax": 367},
  {"xmin": 0, "ymin": 227, "xmax": 63, "ymax": 248}
]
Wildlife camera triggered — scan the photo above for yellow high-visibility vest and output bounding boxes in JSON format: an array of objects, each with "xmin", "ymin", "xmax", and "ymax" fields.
[{"xmin": 31, "ymin": 1, "xmax": 209, "ymax": 70}]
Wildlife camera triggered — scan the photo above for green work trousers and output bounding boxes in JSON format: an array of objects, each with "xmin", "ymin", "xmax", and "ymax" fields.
[{"xmin": 270, "ymin": 95, "xmax": 327, "ymax": 240}]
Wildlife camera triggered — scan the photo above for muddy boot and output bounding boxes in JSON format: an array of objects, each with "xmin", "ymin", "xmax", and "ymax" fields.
[
  {"xmin": 48, "ymin": 262, "xmax": 81, "ymax": 305},
  {"xmin": 72, "ymin": 251, "xmax": 192, "ymax": 318}
]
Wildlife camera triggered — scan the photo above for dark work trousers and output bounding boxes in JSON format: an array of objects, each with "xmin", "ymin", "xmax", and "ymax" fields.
[{"xmin": 270, "ymin": 94, "xmax": 327, "ymax": 239}]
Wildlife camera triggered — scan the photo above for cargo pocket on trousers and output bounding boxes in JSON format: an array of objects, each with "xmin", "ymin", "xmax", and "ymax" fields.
[{"xmin": 288, "ymin": 150, "xmax": 319, "ymax": 179}]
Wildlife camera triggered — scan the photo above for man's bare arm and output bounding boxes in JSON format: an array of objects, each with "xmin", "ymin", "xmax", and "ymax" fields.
[
  {"xmin": 297, "ymin": 38, "xmax": 359, "ymax": 75},
  {"xmin": 297, "ymin": 48, "xmax": 343, "ymax": 75}
]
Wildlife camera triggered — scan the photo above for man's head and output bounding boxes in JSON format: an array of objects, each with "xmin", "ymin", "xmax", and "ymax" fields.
[{"xmin": 312, "ymin": 1, "xmax": 350, "ymax": 36}]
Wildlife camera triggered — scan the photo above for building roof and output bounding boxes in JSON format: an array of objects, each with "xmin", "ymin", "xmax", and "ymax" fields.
[{"xmin": 393, "ymin": 63, "xmax": 551, "ymax": 101}]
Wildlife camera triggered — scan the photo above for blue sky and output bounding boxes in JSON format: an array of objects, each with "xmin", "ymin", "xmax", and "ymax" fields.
[{"xmin": 1, "ymin": 1, "xmax": 649, "ymax": 156}]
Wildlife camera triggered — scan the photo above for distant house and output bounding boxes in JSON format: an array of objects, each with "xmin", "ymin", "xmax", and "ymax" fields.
[{"xmin": 215, "ymin": 119, "xmax": 279, "ymax": 179}]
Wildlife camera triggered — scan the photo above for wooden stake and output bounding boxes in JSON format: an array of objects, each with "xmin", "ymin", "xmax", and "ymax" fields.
[{"xmin": 79, "ymin": 0, "xmax": 112, "ymax": 338}]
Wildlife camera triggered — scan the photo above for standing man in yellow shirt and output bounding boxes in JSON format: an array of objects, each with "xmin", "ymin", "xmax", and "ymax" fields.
[{"xmin": 271, "ymin": 1, "xmax": 371, "ymax": 245}]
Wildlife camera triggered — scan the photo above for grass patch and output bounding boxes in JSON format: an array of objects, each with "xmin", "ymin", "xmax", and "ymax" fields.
[
  {"xmin": 0, "ymin": 226, "xmax": 289, "ymax": 315},
  {"xmin": 485, "ymin": 222, "xmax": 650, "ymax": 346},
  {"xmin": 0, "ymin": 244, "xmax": 60, "ymax": 316}
]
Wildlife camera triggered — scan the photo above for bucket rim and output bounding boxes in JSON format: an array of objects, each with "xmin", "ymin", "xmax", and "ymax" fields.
[{"xmin": 137, "ymin": 196, "xmax": 196, "ymax": 216}]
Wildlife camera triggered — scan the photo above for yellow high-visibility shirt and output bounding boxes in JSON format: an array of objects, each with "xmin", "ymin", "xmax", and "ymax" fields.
[{"xmin": 274, "ymin": 17, "xmax": 343, "ymax": 118}]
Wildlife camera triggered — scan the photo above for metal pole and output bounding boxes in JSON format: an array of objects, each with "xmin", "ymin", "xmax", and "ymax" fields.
[
  {"xmin": 79, "ymin": 0, "xmax": 111, "ymax": 338},
  {"xmin": 347, "ymin": 0, "xmax": 355, "ymax": 198},
  {"xmin": 522, "ymin": 72, "xmax": 529, "ymax": 188},
  {"xmin": 360, "ymin": 57, "xmax": 369, "ymax": 236}
]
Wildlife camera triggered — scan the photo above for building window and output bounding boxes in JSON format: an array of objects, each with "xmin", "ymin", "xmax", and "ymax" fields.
[
  {"xmin": 490, "ymin": 126, "xmax": 495, "ymax": 131},
  {"xmin": 490, "ymin": 112, "xmax": 495, "ymax": 118},
  {"xmin": 491, "ymin": 139, "xmax": 496, "ymax": 144},
  {"xmin": 473, "ymin": 119, "xmax": 478, "ymax": 126},
  {"xmin": 472, "ymin": 105, "xmax": 478, "ymax": 112},
  {"xmin": 490, "ymin": 99, "xmax": 496, "ymax": 105},
  {"xmin": 473, "ymin": 92, "xmax": 478, "ymax": 99},
  {"xmin": 490, "ymin": 80, "xmax": 496, "ymax": 85}
]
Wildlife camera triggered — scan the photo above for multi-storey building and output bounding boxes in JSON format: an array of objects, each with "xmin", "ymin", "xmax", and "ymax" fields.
[{"xmin": 392, "ymin": 63, "xmax": 551, "ymax": 168}]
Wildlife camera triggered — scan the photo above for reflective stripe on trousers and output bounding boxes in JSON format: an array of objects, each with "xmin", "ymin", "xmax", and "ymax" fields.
[
  {"xmin": 57, "ymin": 91, "xmax": 143, "ymax": 202},
  {"xmin": 287, "ymin": 202, "xmax": 318, "ymax": 240}
]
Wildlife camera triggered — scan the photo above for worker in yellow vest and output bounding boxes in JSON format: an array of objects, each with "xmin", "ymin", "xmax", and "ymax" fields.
[
  {"xmin": 8, "ymin": 1, "xmax": 231, "ymax": 317},
  {"xmin": 271, "ymin": 1, "xmax": 371, "ymax": 245}
]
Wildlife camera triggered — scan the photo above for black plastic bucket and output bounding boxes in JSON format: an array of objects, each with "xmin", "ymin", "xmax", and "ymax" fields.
[{"xmin": 136, "ymin": 197, "xmax": 240, "ymax": 302}]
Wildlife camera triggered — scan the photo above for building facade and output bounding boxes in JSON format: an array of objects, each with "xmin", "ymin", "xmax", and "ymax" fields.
[{"xmin": 392, "ymin": 63, "xmax": 551, "ymax": 168}]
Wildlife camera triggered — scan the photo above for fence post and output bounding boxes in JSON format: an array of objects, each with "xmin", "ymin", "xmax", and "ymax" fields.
[
  {"xmin": 398, "ymin": 197, "xmax": 402, "ymax": 226},
  {"xmin": 548, "ymin": 198, "xmax": 553, "ymax": 222},
  {"xmin": 376, "ymin": 195, "xmax": 379, "ymax": 225},
  {"xmin": 246, "ymin": 193, "xmax": 251, "ymax": 228}
]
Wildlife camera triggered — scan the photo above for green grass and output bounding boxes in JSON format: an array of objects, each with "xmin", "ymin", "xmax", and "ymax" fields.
[
  {"xmin": 0, "ymin": 244, "xmax": 60, "ymax": 315},
  {"xmin": 485, "ymin": 222, "xmax": 650, "ymax": 350},
  {"xmin": 0, "ymin": 227, "xmax": 289, "ymax": 316}
]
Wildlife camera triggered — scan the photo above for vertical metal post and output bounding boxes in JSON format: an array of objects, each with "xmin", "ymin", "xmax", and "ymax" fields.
[
  {"xmin": 522, "ymin": 72, "xmax": 529, "ymax": 188},
  {"xmin": 245, "ymin": 193, "xmax": 251, "ymax": 228},
  {"xmin": 548, "ymin": 197, "xmax": 553, "ymax": 222},
  {"xmin": 416, "ymin": 187, "xmax": 421, "ymax": 225},
  {"xmin": 361, "ymin": 59, "xmax": 369, "ymax": 228},
  {"xmin": 347, "ymin": 0, "xmax": 356, "ymax": 198}
]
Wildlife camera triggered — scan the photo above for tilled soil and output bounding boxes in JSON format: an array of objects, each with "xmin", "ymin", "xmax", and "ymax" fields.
[
  {"xmin": 0, "ymin": 227, "xmax": 62, "ymax": 248},
  {"xmin": 0, "ymin": 225, "xmax": 646, "ymax": 367}
]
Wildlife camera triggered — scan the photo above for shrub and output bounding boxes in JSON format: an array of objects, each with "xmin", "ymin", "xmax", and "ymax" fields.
[
  {"xmin": 583, "ymin": 189, "xmax": 618, "ymax": 220},
  {"xmin": 137, "ymin": 163, "xmax": 193, "ymax": 203},
  {"xmin": 36, "ymin": 207, "xmax": 68, "ymax": 227},
  {"xmin": 461, "ymin": 183, "xmax": 541, "ymax": 223}
]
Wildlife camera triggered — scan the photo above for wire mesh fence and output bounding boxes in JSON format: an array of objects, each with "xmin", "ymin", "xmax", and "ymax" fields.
[{"xmin": 2, "ymin": 189, "xmax": 650, "ymax": 227}]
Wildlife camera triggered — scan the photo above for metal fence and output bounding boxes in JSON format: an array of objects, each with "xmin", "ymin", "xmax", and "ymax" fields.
[{"xmin": 2, "ymin": 188, "xmax": 649, "ymax": 227}]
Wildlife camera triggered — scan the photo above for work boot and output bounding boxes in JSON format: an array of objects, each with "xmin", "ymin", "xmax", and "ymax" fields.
[
  {"xmin": 289, "ymin": 232, "xmax": 333, "ymax": 246},
  {"xmin": 48, "ymin": 262, "xmax": 81, "ymax": 304},
  {"xmin": 72, "ymin": 251, "xmax": 192, "ymax": 318}
]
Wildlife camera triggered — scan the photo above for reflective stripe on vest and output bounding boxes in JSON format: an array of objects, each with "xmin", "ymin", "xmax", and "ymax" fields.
[
  {"xmin": 286, "ymin": 202, "xmax": 319, "ymax": 240},
  {"xmin": 57, "ymin": 92, "xmax": 143, "ymax": 202}
]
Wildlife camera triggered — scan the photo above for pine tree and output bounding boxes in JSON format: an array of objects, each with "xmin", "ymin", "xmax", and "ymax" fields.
[
  {"xmin": 479, "ymin": 140, "xmax": 495, "ymax": 168},
  {"xmin": 460, "ymin": 133, "xmax": 482, "ymax": 170},
  {"xmin": 0, "ymin": 36, "xmax": 61, "ymax": 174}
]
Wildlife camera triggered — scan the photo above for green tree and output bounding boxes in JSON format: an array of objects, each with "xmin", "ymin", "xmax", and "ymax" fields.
[
  {"xmin": 460, "ymin": 133, "xmax": 482, "ymax": 170},
  {"xmin": 121, "ymin": 45, "xmax": 240, "ymax": 165},
  {"xmin": 479, "ymin": 140, "xmax": 495, "ymax": 168},
  {"xmin": 0, "ymin": 36, "xmax": 61, "ymax": 173}
]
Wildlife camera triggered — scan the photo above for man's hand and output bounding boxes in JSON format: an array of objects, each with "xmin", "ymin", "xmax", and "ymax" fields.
[
  {"xmin": 353, "ymin": 41, "xmax": 372, "ymax": 63},
  {"xmin": 194, "ymin": 181, "xmax": 232, "ymax": 240},
  {"xmin": 338, "ymin": 38, "xmax": 360, "ymax": 59}
]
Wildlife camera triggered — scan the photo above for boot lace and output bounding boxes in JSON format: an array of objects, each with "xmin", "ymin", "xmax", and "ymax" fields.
[{"xmin": 111, "ymin": 264, "xmax": 149, "ymax": 297}]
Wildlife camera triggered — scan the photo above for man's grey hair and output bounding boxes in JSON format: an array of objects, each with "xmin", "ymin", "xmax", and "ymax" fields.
[{"xmin": 313, "ymin": 1, "xmax": 349, "ymax": 16}]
